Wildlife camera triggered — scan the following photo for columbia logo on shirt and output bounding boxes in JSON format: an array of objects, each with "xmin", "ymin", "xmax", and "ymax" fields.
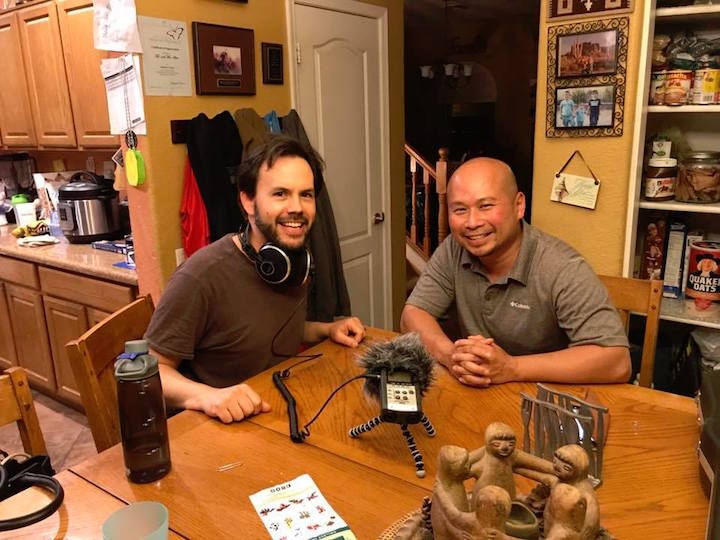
[{"xmin": 510, "ymin": 301, "xmax": 530, "ymax": 310}]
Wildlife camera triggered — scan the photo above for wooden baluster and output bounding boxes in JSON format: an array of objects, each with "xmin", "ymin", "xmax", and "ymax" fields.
[
  {"xmin": 423, "ymin": 168, "xmax": 431, "ymax": 256},
  {"xmin": 410, "ymin": 157, "xmax": 418, "ymax": 245},
  {"xmin": 436, "ymin": 148, "xmax": 449, "ymax": 245}
]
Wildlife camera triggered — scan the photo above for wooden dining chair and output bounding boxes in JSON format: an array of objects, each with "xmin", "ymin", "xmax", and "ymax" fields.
[
  {"xmin": 0, "ymin": 367, "xmax": 47, "ymax": 455},
  {"xmin": 598, "ymin": 275, "xmax": 663, "ymax": 388},
  {"xmin": 65, "ymin": 295, "xmax": 155, "ymax": 453}
]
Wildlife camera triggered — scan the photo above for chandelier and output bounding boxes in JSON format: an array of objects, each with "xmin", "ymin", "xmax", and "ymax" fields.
[{"xmin": 417, "ymin": 0, "xmax": 473, "ymax": 87}]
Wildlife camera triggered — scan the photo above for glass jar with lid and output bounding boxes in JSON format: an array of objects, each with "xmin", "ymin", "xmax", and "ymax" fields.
[
  {"xmin": 676, "ymin": 151, "xmax": 720, "ymax": 203},
  {"xmin": 644, "ymin": 157, "xmax": 677, "ymax": 201}
]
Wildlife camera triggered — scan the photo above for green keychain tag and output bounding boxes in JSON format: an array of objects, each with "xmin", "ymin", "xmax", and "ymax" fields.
[
  {"xmin": 123, "ymin": 130, "xmax": 145, "ymax": 187},
  {"xmin": 133, "ymin": 149, "xmax": 146, "ymax": 186}
]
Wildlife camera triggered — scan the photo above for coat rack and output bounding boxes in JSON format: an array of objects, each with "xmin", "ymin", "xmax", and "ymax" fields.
[{"xmin": 170, "ymin": 120, "xmax": 191, "ymax": 144}]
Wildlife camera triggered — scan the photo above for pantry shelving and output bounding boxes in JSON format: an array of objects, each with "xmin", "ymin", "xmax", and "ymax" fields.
[
  {"xmin": 659, "ymin": 297, "xmax": 720, "ymax": 328},
  {"xmin": 624, "ymin": 1, "xmax": 720, "ymax": 330},
  {"xmin": 639, "ymin": 200, "xmax": 720, "ymax": 214},
  {"xmin": 656, "ymin": 4, "xmax": 720, "ymax": 23},
  {"xmin": 648, "ymin": 104, "xmax": 720, "ymax": 112}
]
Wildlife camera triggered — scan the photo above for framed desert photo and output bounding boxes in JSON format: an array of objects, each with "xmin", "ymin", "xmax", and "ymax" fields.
[
  {"xmin": 555, "ymin": 85, "xmax": 615, "ymax": 129},
  {"xmin": 192, "ymin": 22, "xmax": 255, "ymax": 95},
  {"xmin": 557, "ymin": 29, "xmax": 618, "ymax": 78},
  {"xmin": 546, "ymin": 17, "xmax": 628, "ymax": 138}
]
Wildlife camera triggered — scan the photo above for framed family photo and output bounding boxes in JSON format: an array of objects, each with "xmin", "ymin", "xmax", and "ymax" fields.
[
  {"xmin": 192, "ymin": 22, "xmax": 256, "ymax": 95},
  {"xmin": 557, "ymin": 29, "xmax": 618, "ymax": 78},
  {"xmin": 555, "ymin": 85, "xmax": 615, "ymax": 129},
  {"xmin": 545, "ymin": 17, "xmax": 628, "ymax": 138}
]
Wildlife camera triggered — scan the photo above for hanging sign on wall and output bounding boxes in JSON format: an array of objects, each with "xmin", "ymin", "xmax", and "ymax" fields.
[{"xmin": 548, "ymin": 0, "xmax": 633, "ymax": 21}]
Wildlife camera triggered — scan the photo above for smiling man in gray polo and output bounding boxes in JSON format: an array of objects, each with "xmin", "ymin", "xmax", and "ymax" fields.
[{"xmin": 401, "ymin": 158, "xmax": 630, "ymax": 387}]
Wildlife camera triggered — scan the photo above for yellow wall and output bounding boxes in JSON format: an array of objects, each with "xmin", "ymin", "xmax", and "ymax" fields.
[
  {"xmin": 531, "ymin": 2, "xmax": 647, "ymax": 275},
  {"xmin": 129, "ymin": 0, "xmax": 405, "ymax": 327},
  {"xmin": 130, "ymin": 0, "xmax": 291, "ymax": 300}
]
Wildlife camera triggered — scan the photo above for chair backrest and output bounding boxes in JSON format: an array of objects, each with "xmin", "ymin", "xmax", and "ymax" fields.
[
  {"xmin": 598, "ymin": 275, "xmax": 663, "ymax": 388},
  {"xmin": 65, "ymin": 295, "xmax": 155, "ymax": 453},
  {"xmin": 0, "ymin": 367, "xmax": 47, "ymax": 455}
]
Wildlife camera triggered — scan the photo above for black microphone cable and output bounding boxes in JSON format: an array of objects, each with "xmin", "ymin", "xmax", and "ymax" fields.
[
  {"xmin": 274, "ymin": 369, "xmax": 379, "ymax": 442},
  {"xmin": 269, "ymin": 288, "xmax": 325, "ymax": 441},
  {"xmin": 269, "ymin": 293, "xmax": 379, "ymax": 442}
]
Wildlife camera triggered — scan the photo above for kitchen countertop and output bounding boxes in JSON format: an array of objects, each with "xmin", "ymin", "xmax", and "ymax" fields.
[{"xmin": 0, "ymin": 225, "xmax": 137, "ymax": 286}]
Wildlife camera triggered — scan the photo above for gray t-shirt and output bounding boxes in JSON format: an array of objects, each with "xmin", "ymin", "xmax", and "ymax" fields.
[
  {"xmin": 406, "ymin": 222, "xmax": 628, "ymax": 356},
  {"xmin": 145, "ymin": 234, "xmax": 307, "ymax": 388}
]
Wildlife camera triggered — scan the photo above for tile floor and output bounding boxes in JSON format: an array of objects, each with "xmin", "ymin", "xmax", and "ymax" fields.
[{"xmin": 0, "ymin": 392, "xmax": 97, "ymax": 472}]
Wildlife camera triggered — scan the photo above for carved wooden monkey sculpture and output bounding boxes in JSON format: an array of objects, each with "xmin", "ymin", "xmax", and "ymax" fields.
[
  {"xmin": 544, "ymin": 482, "xmax": 587, "ymax": 540},
  {"xmin": 432, "ymin": 482, "xmax": 518, "ymax": 540},
  {"xmin": 545, "ymin": 444, "xmax": 599, "ymax": 540},
  {"xmin": 468, "ymin": 422, "xmax": 555, "ymax": 501}
]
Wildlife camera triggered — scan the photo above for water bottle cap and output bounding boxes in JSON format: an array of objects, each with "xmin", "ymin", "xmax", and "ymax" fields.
[
  {"xmin": 114, "ymin": 341, "xmax": 158, "ymax": 381},
  {"xmin": 124, "ymin": 339, "xmax": 148, "ymax": 354}
]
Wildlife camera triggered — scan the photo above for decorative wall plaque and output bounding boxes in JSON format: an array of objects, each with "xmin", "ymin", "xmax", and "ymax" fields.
[
  {"xmin": 192, "ymin": 22, "xmax": 255, "ymax": 95},
  {"xmin": 262, "ymin": 42, "xmax": 283, "ymax": 85},
  {"xmin": 548, "ymin": 0, "xmax": 633, "ymax": 21}
]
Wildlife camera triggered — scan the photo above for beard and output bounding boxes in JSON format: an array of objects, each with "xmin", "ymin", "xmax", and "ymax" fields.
[{"xmin": 253, "ymin": 203, "xmax": 309, "ymax": 253}]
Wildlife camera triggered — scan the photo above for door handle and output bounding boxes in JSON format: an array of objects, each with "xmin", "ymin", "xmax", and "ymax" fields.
[{"xmin": 373, "ymin": 211, "xmax": 385, "ymax": 224}]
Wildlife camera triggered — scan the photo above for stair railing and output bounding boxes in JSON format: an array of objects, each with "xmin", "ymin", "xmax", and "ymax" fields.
[{"xmin": 404, "ymin": 144, "xmax": 449, "ymax": 258}]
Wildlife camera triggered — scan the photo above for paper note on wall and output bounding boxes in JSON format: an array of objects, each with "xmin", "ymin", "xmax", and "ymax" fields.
[
  {"xmin": 137, "ymin": 16, "xmax": 192, "ymax": 96},
  {"xmin": 101, "ymin": 54, "xmax": 147, "ymax": 135},
  {"xmin": 94, "ymin": 0, "xmax": 143, "ymax": 53},
  {"xmin": 550, "ymin": 173, "xmax": 600, "ymax": 210}
]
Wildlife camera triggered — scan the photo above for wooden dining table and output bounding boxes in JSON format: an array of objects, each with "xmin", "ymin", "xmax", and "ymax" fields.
[
  {"xmin": 0, "ymin": 470, "xmax": 184, "ymax": 539},
  {"xmin": 0, "ymin": 327, "xmax": 710, "ymax": 538}
]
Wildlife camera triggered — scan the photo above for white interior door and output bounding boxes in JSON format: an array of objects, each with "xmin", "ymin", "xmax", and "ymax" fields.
[{"xmin": 290, "ymin": 1, "xmax": 391, "ymax": 328}]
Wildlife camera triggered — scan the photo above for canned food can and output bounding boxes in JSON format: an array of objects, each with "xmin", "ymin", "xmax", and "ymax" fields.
[
  {"xmin": 649, "ymin": 71, "xmax": 667, "ymax": 105},
  {"xmin": 691, "ymin": 69, "xmax": 719, "ymax": 105},
  {"xmin": 686, "ymin": 241, "xmax": 720, "ymax": 308},
  {"xmin": 665, "ymin": 69, "xmax": 693, "ymax": 105}
]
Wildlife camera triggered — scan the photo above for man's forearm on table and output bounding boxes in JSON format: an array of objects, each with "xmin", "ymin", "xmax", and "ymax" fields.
[
  {"xmin": 511, "ymin": 344, "xmax": 631, "ymax": 384},
  {"xmin": 303, "ymin": 321, "xmax": 330, "ymax": 343},
  {"xmin": 157, "ymin": 363, "xmax": 213, "ymax": 410}
]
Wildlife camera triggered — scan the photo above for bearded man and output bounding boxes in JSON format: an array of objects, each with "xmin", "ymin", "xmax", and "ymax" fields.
[{"xmin": 145, "ymin": 136, "xmax": 364, "ymax": 423}]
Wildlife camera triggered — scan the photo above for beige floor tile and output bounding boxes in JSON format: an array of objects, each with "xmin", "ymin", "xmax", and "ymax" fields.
[{"xmin": 0, "ymin": 391, "xmax": 97, "ymax": 472}]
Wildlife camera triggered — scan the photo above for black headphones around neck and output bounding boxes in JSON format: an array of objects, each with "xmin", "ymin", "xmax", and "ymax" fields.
[{"xmin": 239, "ymin": 222, "xmax": 312, "ymax": 287}]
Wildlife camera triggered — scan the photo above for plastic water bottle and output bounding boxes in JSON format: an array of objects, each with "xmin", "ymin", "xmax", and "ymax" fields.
[{"xmin": 114, "ymin": 340, "xmax": 171, "ymax": 483}]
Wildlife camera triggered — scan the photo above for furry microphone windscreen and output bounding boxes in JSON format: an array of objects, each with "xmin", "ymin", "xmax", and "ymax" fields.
[{"xmin": 357, "ymin": 333, "xmax": 435, "ymax": 401}]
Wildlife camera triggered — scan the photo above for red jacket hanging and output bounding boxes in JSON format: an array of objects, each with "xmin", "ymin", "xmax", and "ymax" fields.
[{"xmin": 180, "ymin": 156, "xmax": 210, "ymax": 258}]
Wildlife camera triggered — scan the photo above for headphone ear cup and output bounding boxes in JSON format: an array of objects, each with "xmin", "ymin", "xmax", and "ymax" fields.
[
  {"xmin": 289, "ymin": 248, "xmax": 311, "ymax": 287},
  {"xmin": 256, "ymin": 245, "xmax": 292, "ymax": 284},
  {"xmin": 255, "ymin": 245, "xmax": 311, "ymax": 287}
]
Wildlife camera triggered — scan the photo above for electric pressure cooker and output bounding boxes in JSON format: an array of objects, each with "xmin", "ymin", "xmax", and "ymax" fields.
[{"xmin": 58, "ymin": 172, "xmax": 121, "ymax": 243}]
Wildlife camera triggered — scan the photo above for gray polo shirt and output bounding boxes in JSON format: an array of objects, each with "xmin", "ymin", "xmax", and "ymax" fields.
[{"xmin": 406, "ymin": 222, "xmax": 628, "ymax": 356}]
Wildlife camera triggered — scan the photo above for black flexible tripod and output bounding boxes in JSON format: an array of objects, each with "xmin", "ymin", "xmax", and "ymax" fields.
[{"xmin": 348, "ymin": 414, "xmax": 436, "ymax": 477}]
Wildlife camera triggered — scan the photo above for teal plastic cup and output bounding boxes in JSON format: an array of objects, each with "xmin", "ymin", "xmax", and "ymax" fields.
[{"xmin": 102, "ymin": 501, "xmax": 169, "ymax": 539}]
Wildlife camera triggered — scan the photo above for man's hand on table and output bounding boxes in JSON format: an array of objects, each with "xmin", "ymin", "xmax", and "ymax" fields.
[
  {"xmin": 328, "ymin": 316, "xmax": 366, "ymax": 348},
  {"xmin": 188, "ymin": 383, "xmax": 271, "ymax": 423},
  {"xmin": 450, "ymin": 335, "xmax": 518, "ymax": 387}
]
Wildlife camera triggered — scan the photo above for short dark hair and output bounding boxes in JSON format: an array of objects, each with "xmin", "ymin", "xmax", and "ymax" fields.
[{"xmin": 236, "ymin": 135, "xmax": 324, "ymax": 200}]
